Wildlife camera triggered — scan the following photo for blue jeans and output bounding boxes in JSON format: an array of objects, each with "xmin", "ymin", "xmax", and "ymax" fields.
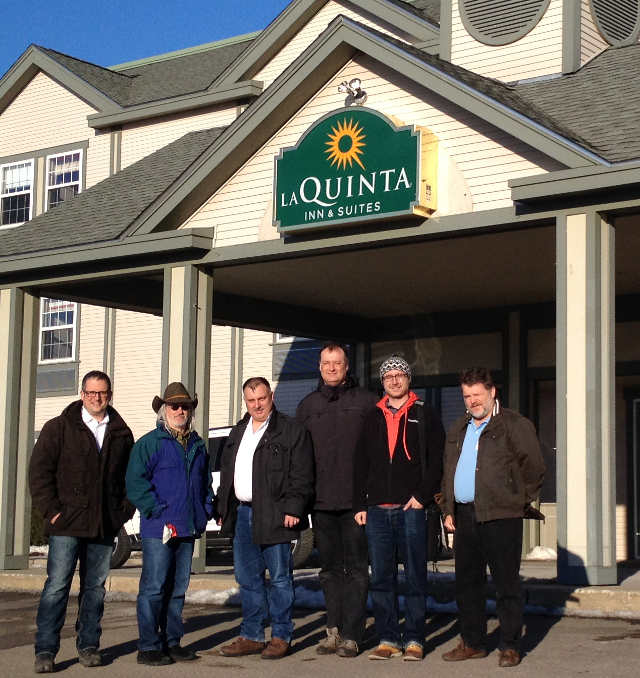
[
  {"xmin": 233, "ymin": 504, "xmax": 294, "ymax": 643},
  {"xmin": 365, "ymin": 506, "xmax": 427, "ymax": 649},
  {"xmin": 35, "ymin": 535, "xmax": 113, "ymax": 656},
  {"xmin": 137, "ymin": 537, "xmax": 194, "ymax": 652}
]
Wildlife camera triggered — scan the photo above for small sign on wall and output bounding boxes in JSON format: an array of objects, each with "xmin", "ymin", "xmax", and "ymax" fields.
[{"xmin": 274, "ymin": 107, "xmax": 435, "ymax": 233}]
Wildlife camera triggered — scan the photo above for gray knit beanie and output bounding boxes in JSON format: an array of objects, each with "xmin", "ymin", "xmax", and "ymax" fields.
[{"xmin": 379, "ymin": 354, "xmax": 412, "ymax": 381}]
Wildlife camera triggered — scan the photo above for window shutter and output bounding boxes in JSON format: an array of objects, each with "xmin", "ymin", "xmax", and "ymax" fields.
[
  {"xmin": 459, "ymin": 0, "xmax": 551, "ymax": 46},
  {"xmin": 590, "ymin": 0, "xmax": 640, "ymax": 45}
]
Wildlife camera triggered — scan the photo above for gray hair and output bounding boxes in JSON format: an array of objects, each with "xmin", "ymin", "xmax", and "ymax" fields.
[{"xmin": 156, "ymin": 402, "xmax": 193, "ymax": 431}]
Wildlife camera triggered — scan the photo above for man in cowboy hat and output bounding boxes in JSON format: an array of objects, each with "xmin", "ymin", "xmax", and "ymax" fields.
[{"xmin": 126, "ymin": 382, "xmax": 214, "ymax": 666}]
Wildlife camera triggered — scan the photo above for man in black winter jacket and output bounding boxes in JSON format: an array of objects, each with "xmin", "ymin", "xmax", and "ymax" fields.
[
  {"xmin": 29, "ymin": 370, "xmax": 134, "ymax": 674},
  {"xmin": 296, "ymin": 342, "xmax": 377, "ymax": 658},
  {"xmin": 354, "ymin": 355, "xmax": 444, "ymax": 661},
  {"xmin": 217, "ymin": 377, "xmax": 313, "ymax": 660}
]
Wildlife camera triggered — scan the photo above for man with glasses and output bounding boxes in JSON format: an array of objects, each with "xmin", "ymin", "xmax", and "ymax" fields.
[
  {"xmin": 126, "ymin": 382, "xmax": 214, "ymax": 666},
  {"xmin": 29, "ymin": 370, "xmax": 135, "ymax": 673},
  {"xmin": 353, "ymin": 355, "xmax": 445, "ymax": 661}
]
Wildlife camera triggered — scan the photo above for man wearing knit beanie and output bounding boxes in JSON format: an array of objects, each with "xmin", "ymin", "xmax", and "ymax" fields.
[{"xmin": 353, "ymin": 354, "xmax": 445, "ymax": 661}]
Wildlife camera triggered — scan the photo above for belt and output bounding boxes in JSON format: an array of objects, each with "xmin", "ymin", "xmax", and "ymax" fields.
[{"xmin": 239, "ymin": 501, "xmax": 252, "ymax": 508}]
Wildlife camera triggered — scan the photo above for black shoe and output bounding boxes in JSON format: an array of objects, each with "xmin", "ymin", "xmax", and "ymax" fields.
[
  {"xmin": 168, "ymin": 645, "xmax": 198, "ymax": 661},
  {"xmin": 79, "ymin": 648, "xmax": 102, "ymax": 667},
  {"xmin": 136, "ymin": 650, "xmax": 174, "ymax": 666},
  {"xmin": 34, "ymin": 654, "xmax": 55, "ymax": 674}
]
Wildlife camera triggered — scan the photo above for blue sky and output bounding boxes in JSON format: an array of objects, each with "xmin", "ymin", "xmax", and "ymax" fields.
[{"xmin": 1, "ymin": 0, "xmax": 292, "ymax": 78}]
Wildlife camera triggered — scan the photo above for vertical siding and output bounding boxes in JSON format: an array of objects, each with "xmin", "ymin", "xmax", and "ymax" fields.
[
  {"xmin": 85, "ymin": 129, "xmax": 112, "ymax": 188},
  {"xmin": 450, "ymin": 0, "xmax": 563, "ymax": 82},
  {"xmin": 0, "ymin": 72, "xmax": 96, "ymax": 157},
  {"xmin": 254, "ymin": 0, "xmax": 414, "ymax": 90},
  {"xmin": 185, "ymin": 54, "xmax": 557, "ymax": 241},
  {"xmin": 581, "ymin": 0, "xmax": 609, "ymax": 66},
  {"xmin": 113, "ymin": 310, "xmax": 162, "ymax": 440},
  {"xmin": 120, "ymin": 105, "xmax": 237, "ymax": 169},
  {"xmin": 210, "ymin": 325, "xmax": 233, "ymax": 427}
]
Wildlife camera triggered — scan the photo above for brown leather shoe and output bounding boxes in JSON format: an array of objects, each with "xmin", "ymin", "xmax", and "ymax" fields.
[
  {"xmin": 261, "ymin": 638, "xmax": 291, "ymax": 660},
  {"xmin": 442, "ymin": 639, "xmax": 487, "ymax": 661},
  {"xmin": 498, "ymin": 649, "xmax": 521, "ymax": 667},
  {"xmin": 220, "ymin": 637, "xmax": 266, "ymax": 657}
]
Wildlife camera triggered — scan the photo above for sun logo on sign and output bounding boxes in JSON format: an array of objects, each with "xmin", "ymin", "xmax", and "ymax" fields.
[{"xmin": 325, "ymin": 118, "xmax": 366, "ymax": 170}]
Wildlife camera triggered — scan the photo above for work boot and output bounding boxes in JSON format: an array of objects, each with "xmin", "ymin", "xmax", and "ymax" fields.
[
  {"xmin": 261, "ymin": 638, "xmax": 291, "ymax": 659},
  {"xmin": 34, "ymin": 654, "xmax": 55, "ymax": 674},
  {"xmin": 337, "ymin": 639, "xmax": 358, "ymax": 658},
  {"xmin": 78, "ymin": 648, "xmax": 102, "ymax": 667},
  {"xmin": 136, "ymin": 650, "xmax": 173, "ymax": 666},
  {"xmin": 316, "ymin": 627, "xmax": 340, "ymax": 655},
  {"xmin": 168, "ymin": 645, "xmax": 198, "ymax": 661}
]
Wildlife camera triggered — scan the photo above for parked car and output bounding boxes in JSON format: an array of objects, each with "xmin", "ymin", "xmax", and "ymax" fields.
[{"xmin": 111, "ymin": 427, "xmax": 314, "ymax": 569}]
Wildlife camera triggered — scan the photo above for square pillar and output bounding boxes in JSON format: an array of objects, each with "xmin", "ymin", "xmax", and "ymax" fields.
[
  {"xmin": 0, "ymin": 288, "xmax": 39, "ymax": 570},
  {"xmin": 162, "ymin": 265, "xmax": 213, "ymax": 573},
  {"xmin": 556, "ymin": 212, "xmax": 616, "ymax": 585}
]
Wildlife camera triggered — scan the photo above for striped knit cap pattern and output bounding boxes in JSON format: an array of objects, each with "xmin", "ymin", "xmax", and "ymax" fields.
[{"xmin": 379, "ymin": 354, "xmax": 412, "ymax": 381}]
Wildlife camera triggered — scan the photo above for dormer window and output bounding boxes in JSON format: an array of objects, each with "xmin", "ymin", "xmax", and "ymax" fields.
[
  {"xmin": 1, "ymin": 160, "xmax": 34, "ymax": 227},
  {"xmin": 46, "ymin": 150, "xmax": 82, "ymax": 210}
]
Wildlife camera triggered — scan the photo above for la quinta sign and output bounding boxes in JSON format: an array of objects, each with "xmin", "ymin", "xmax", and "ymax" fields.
[{"xmin": 274, "ymin": 108, "xmax": 430, "ymax": 233}]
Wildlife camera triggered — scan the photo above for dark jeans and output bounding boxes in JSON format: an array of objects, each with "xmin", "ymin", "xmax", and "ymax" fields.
[
  {"xmin": 233, "ymin": 504, "xmax": 294, "ymax": 643},
  {"xmin": 137, "ymin": 537, "xmax": 194, "ymax": 652},
  {"xmin": 35, "ymin": 535, "xmax": 114, "ymax": 657},
  {"xmin": 454, "ymin": 503, "xmax": 523, "ymax": 652},
  {"xmin": 365, "ymin": 505, "xmax": 427, "ymax": 649},
  {"xmin": 313, "ymin": 509, "xmax": 369, "ymax": 643}
]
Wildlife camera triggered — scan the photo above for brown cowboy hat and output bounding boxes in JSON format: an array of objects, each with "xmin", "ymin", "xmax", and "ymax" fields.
[{"xmin": 152, "ymin": 382, "xmax": 198, "ymax": 413}]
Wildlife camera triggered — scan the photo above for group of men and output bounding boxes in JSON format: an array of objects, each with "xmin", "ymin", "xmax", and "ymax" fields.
[{"xmin": 28, "ymin": 341, "xmax": 544, "ymax": 673}]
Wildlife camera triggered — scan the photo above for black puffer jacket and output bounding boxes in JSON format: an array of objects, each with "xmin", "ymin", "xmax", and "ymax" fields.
[
  {"xmin": 217, "ymin": 408, "xmax": 314, "ymax": 545},
  {"xmin": 29, "ymin": 401, "xmax": 135, "ymax": 538},
  {"xmin": 296, "ymin": 375, "xmax": 378, "ymax": 510}
]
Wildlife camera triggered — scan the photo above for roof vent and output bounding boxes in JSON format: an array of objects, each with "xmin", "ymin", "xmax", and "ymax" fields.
[
  {"xmin": 459, "ymin": 0, "xmax": 551, "ymax": 46},
  {"xmin": 590, "ymin": 0, "xmax": 640, "ymax": 45}
]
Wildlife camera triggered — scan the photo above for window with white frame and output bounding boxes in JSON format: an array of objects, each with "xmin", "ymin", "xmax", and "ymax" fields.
[
  {"xmin": 39, "ymin": 298, "xmax": 77, "ymax": 363},
  {"xmin": 1, "ymin": 160, "xmax": 34, "ymax": 226},
  {"xmin": 46, "ymin": 150, "xmax": 82, "ymax": 210}
]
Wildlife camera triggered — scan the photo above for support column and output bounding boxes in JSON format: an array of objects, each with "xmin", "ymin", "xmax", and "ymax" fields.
[
  {"xmin": 556, "ymin": 212, "xmax": 616, "ymax": 585},
  {"xmin": 0, "ymin": 288, "xmax": 39, "ymax": 570},
  {"xmin": 162, "ymin": 265, "xmax": 213, "ymax": 573}
]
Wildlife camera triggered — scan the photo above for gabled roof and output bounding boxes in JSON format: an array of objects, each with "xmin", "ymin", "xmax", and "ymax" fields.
[
  {"xmin": 396, "ymin": 0, "xmax": 440, "ymax": 24},
  {"xmin": 0, "ymin": 126, "xmax": 226, "ymax": 259},
  {"xmin": 515, "ymin": 43, "xmax": 640, "ymax": 163}
]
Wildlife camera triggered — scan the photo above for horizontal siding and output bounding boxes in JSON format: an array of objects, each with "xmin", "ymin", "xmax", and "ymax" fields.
[
  {"xmin": 35, "ymin": 395, "xmax": 76, "ymax": 432},
  {"xmin": 242, "ymin": 330, "xmax": 275, "ymax": 387},
  {"xmin": 120, "ymin": 105, "xmax": 237, "ymax": 169},
  {"xmin": 450, "ymin": 0, "xmax": 563, "ymax": 81},
  {"xmin": 185, "ymin": 55, "xmax": 556, "ymax": 239},
  {"xmin": 581, "ymin": 0, "xmax": 608, "ymax": 65},
  {"xmin": 273, "ymin": 378, "xmax": 317, "ymax": 416},
  {"xmin": 85, "ymin": 130, "xmax": 112, "ymax": 188},
  {"xmin": 617, "ymin": 504, "xmax": 627, "ymax": 561},
  {"xmin": 0, "ymin": 72, "xmax": 96, "ymax": 158},
  {"xmin": 210, "ymin": 325, "xmax": 233, "ymax": 427},
  {"xmin": 78, "ymin": 304, "xmax": 105, "ymax": 375},
  {"xmin": 112, "ymin": 310, "xmax": 162, "ymax": 440},
  {"xmin": 254, "ymin": 0, "xmax": 414, "ymax": 89}
]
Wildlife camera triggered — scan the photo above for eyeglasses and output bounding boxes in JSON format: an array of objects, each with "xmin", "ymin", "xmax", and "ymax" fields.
[
  {"xmin": 168, "ymin": 404, "xmax": 190, "ymax": 411},
  {"xmin": 382, "ymin": 373, "xmax": 408, "ymax": 383},
  {"xmin": 83, "ymin": 390, "xmax": 110, "ymax": 399}
]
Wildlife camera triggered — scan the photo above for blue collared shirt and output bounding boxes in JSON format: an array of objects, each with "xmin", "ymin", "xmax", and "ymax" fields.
[{"xmin": 454, "ymin": 416, "xmax": 490, "ymax": 504}]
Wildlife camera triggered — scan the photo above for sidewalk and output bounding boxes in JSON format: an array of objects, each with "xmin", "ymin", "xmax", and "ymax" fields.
[{"xmin": 3, "ymin": 555, "xmax": 640, "ymax": 618}]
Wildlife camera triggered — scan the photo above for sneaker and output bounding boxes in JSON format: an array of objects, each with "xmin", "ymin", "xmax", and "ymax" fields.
[
  {"xmin": 337, "ymin": 639, "xmax": 359, "ymax": 658},
  {"xmin": 261, "ymin": 638, "xmax": 291, "ymax": 660},
  {"xmin": 78, "ymin": 648, "xmax": 102, "ymax": 667},
  {"xmin": 404, "ymin": 644, "xmax": 424, "ymax": 661},
  {"xmin": 136, "ymin": 650, "xmax": 174, "ymax": 666},
  {"xmin": 316, "ymin": 627, "xmax": 340, "ymax": 655},
  {"xmin": 369, "ymin": 644, "xmax": 403, "ymax": 660},
  {"xmin": 220, "ymin": 637, "xmax": 267, "ymax": 657},
  {"xmin": 168, "ymin": 645, "xmax": 198, "ymax": 661},
  {"xmin": 34, "ymin": 653, "xmax": 55, "ymax": 674}
]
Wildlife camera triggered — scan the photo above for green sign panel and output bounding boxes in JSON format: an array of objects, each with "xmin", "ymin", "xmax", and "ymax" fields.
[{"xmin": 274, "ymin": 107, "xmax": 421, "ymax": 232}]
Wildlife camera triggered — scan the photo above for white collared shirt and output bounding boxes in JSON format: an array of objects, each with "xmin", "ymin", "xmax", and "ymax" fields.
[
  {"xmin": 233, "ymin": 415, "xmax": 271, "ymax": 502},
  {"xmin": 82, "ymin": 406, "xmax": 110, "ymax": 451}
]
